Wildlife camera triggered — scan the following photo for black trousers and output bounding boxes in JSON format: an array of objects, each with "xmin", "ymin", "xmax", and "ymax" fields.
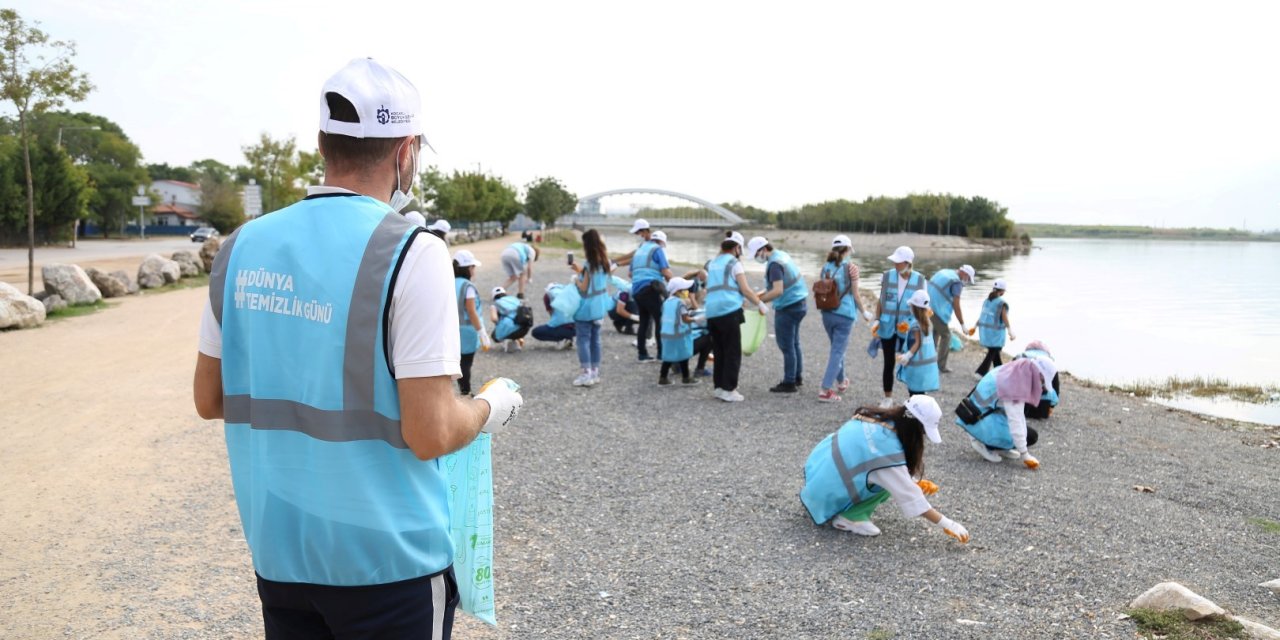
[
  {"xmin": 977, "ymin": 347, "xmax": 1003, "ymax": 375},
  {"xmin": 880, "ymin": 336, "xmax": 899, "ymax": 393},
  {"xmin": 708, "ymin": 309, "xmax": 744, "ymax": 391},
  {"xmin": 660, "ymin": 360, "xmax": 690, "ymax": 379},
  {"xmin": 256, "ymin": 568, "xmax": 458, "ymax": 640},
  {"xmin": 633, "ymin": 285, "xmax": 665, "ymax": 358},
  {"xmin": 458, "ymin": 352, "xmax": 475, "ymax": 396},
  {"xmin": 693, "ymin": 335, "xmax": 712, "ymax": 371}
]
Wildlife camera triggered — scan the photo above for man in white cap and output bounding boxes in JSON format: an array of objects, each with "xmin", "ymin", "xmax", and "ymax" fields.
[
  {"xmin": 426, "ymin": 218, "xmax": 451, "ymax": 243},
  {"xmin": 872, "ymin": 246, "xmax": 926, "ymax": 407},
  {"xmin": 926, "ymin": 264, "xmax": 975, "ymax": 373},
  {"xmin": 194, "ymin": 58, "xmax": 523, "ymax": 638},
  {"xmin": 745, "ymin": 236, "xmax": 809, "ymax": 392},
  {"xmin": 612, "ymin": 218, "xmax": 674, "ymax": 361}
]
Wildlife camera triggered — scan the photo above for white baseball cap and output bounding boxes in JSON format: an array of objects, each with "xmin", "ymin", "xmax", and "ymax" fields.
[
  {"xmin": 1030, "ymin": 356, "xmax": 1058, "ymax": 385},
  {"xmin": 651, "ymin": 230, "xmax": 668, "ymax": 244},
  {"xmin": 993, "ymin": 279, "xmax": 1007, "ymax": 291},
  {"xmin": 320, "ymin": 58, "xmax": 430, "ymax": 149},
  {"xmin": 959, "ymin": 265, "xmax": 976, "ymax": 282},
  {"xmin": 545, "ymin": 282, "xmax": 559, "ymax": 293},
  {"xmin": 427, "ymin": 219, "xmax": 451, "ymax": 233},
  {"xmin": 831, "ymin": 235, "xmax": 852, "ymax": 249},
  {"xmin": 746, "ymin": 236, "xmax": 769, "ymax": 257},
  {"xmin": 908, "ymin": 289, "xmax": 931, "ymax": 309},
  {"xmin": 629, "ymin": 218, "xmax": 651, "ymax": 234},
  {"xmin": 725, "ymin": 231, "xmax": 745, "ymax": 247},
  {"xmin": 452, "ymin": 250, "xmax": 480, "ymax": 268},
  {"xmin": 666, "ymin": 277, "xmax": 694, "ymax": 295},
  {"xmin": 904, "ymin": 395, "xmax": 943, "ymax": 444},
  {"xmin": 404, "ymin": 211, "xmax": 427, "ymax": 229},
  {"xmin": 887, "ymin": 246, "xmax": 915, "ymax": 263},
  {"xmin": 491, "ymin": 286, "xmax": 507, "ymax": 297}
]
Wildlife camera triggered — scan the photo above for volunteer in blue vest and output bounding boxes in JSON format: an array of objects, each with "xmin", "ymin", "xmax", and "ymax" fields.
[
  {"xmin": 658, "ymin": 277, "xmax": 702, "ymax": 386},
  {"xmin": 955, "ymin": 356, "xmax": 1055, "ymax": 468},
  {"xmin": 530, "ymin": 282, "xmax": 576, "ymax": 349},
  {"xmin": 872, "ymin": 246, "xmax": 927, "ymax": 408},
  {"xmin": 896, "ymin": 290, "xmax": 940, "ymax": 396},
  {"xmin": 975, "ymin": 279, "xmax": 1015, "ymax": 378},
  {"xmin": 609, "ymin": 286, "xmax": 639, "ymax": 334},
  {"xmin": 193, "ymin": 58, "xmax": 523, "ymax": 639},
  {"xmin": 453, "ymin": 249, "xmax": 491, "ymax": 396},
  {"xmin": 612, "ymin": 219, "xmax": 674, "ymax": 362},
  {"xmin": 704, "ymin": 231, "xmax": 769, "ymax": 402},
  {"xmin": 500, "ymin": 240, "xmax": 540, "ymax": 299},
  {"xmin": 1015, "ymin": 340, "xmax": 1060, "ymax": 419},
  {"xmin": 746, "ymin": 236, "xmax": 810, "ymax": 393},
  {"xmin": 800, "ymin": 396, "xmax": 970, "ymax": 543},
  {"xmin": 489, "ymin": 287, "xmax": 528, "ymax": 351},
  {"xmin": 926, "ymin": 264, "xmax": 975, "ymax": 373},
  {"xmin": 816, "ymin": 235, "xmax": 874, "ymax": 402},
  {"xmin": 569, "ymin": 229, "xmax": 613, "ymax": 387}
]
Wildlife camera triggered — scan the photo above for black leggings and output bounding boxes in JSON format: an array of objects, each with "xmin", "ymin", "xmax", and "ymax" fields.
[
  {"xmin": 634, "ymin": 285, "xmax": 665, "ymax": 359},
  {"xmin": 694, "ymin": 335, "xmax": 712, "ymax": 371},
  {"xmin": 458, "ymin": 352, "xmax": 475, "ymax": 395},
  {"xmin": 880, "ymin": 336, "xmax": 899, "ymax": 393},
  {"xmin": 977, "ymin": 347, "xmax": 1003, "ymax": 375},
  {"xmin": 660, "ymin": 361, "xmax": 690, "ymax": 379}
]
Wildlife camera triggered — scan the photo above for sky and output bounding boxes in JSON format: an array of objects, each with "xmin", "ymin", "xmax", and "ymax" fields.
[{"xmin": 9, "ymin": 0, "xmax": 1280, "ymax": 229}]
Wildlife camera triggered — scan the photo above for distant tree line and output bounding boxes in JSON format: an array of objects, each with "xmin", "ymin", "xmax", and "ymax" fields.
[
  {"xmin": 778, "ymin": 194, "xmax": 1016, "ymax": 239},
  {"xmin": 1017, "ymin": 223, "xmax": 1280, "ymax": 242}
]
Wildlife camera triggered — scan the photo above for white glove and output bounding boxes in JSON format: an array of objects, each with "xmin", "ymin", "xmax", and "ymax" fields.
[
  {"xmin": 479, "ymin": 331, "xmax": 493, "ymax": 351},
  {"xmin": 475, "ymin": 377, "xmax": 523, "ymax": 434},
  {"xmin": 937, "ymin": 516, "xmax": 970, "ymax": 543},
  {"xmin": 1008, "ymin": 331, "xmax": 1017, "ymax": 341},
  {"xmin": 959, "ymin": 323, "xmax": 967, "ymax": 335},
  {"xmin": 757, "ymin": 301, "xmax": 769, "ymax": 315},
  {"xmin": 895, "ymin": 353, "xmax": 911, "ymax": 365},
  {"xmin": 862, "ymin": 309, "xmax": 874, "ymax": 322}
]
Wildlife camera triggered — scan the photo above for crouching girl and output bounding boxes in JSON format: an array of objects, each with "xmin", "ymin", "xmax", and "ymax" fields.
[{"xmin": 955, "ymin": 357, "xmax": 1057, "ymax": 468}]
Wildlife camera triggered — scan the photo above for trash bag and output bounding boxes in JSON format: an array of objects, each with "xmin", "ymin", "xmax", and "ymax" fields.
[
  {"xmin": 950, "ymin": 333, "xmax": 963, "ymax": 352},
  {"xmin": 741, "ymin": 310, "xmax": 767, "ymax": 356},
  {"xmin": 442, "ymin": 434, "xmax": 496, "ymax": 625},
  {"xmin": 550, "ymin": 281, "xmax": 582, "ymax": 319},
  {"xmin": 866, "ymin": 335, "xmax": 880, "ymax": 359}
]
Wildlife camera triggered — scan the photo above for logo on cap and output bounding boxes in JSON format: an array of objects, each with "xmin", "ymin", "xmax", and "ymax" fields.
[{"xmin": 377, "ymin": 105, "xmax": 390, "ymax": 125}]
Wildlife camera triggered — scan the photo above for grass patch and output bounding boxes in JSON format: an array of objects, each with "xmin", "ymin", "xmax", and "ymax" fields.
[
  {"xmin": 1126, "ymin": 609, "xmax": 1245, "ymax": 639},
  {"xmin": 45, "ymin": 299, "xmax": 112, "ymax": 320},
  {"xmin": 538, "ymin": 229, "xmax": 581, "ymax": 250},
  {"xmin": 1247, "ymin": 517, "xmax": 1280, "ymax": 535},
  {"xmin": 866, "ymin": 629, "xmax": 894, "ymax": 640},
  {"xmin": 146, "ymin": 273, "xmax": 209, "ymax": 293},
  {"xmin": 1107, "ymin": 376, "xmax": 1280, "ymax": 405}
]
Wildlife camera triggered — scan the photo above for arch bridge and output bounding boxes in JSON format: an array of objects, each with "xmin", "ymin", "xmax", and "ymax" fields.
[{"xmin": 558, "ymin": 188, "xmax": 744, "ymax": 229}]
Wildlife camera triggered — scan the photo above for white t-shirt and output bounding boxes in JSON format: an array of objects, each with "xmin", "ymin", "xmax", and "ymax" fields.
[
  {"xmin": 731, "ymin": 261, "xmax": 745, "ymax": 277},
  {"xmin": 866, "ymin": 465, "xmax": 932, "ymax": 518},
  {"xmin": 198, "ymin": 186, "xmax": 462, "ymax": 380},
  {"xmin": 896, "ymin": 270, "xmax": 910, "ymax": 301}
]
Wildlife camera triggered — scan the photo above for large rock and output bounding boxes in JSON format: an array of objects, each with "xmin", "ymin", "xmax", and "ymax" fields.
[
  {"xmin": 85, "ymin": 267, "xmax": 130, "ymax": 298},
  {"xmin": 199, "ymin": 237, "xmax": 221, "ymax": 273},
  {"xmin": 137, "ymin": 254, "xmax": 181, "ymax": 289},
  {"xmin": 42, "ymin": 294, "xmax": 67, "ymax": 313},
  {"xmin": 41, "ymin": 263, "xmax": 102, "ymax": 305},
  {"xmin": 1130, "ymin": 582, "xmax": 1226, "ymax": 620},
  {"xmin": 111, "ymin": 270, "xmax": 140, "ymax": 295},
  {"xmin": 1263, "ymin": 579, "xmax": 1280, "ymax": 596},
  {"xmin": 0, "ymin": 281, "xmax": 46, "ymax": 329},
  {"xmin": 1234, "ymin": 617, "xmax": 1280, "ymax": 640},
  {"xmin": 171, "ymin": 250, "xmax": 202, "ymax": 277}
]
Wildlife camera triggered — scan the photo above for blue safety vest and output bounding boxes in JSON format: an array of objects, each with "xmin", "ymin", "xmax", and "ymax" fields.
[
  {"xmin": 765, "ymin": 249, "xmax": 808, "ymax": 309},
  {"xmin": 209, "ymin": 194, "xmax": 453, "ymax": 586},
  {"xmin": 659, "ymin": 296, "xmax": 695, "ymax": 363},
  {"xmin": 493, "ymin": 295, "xmax": 522, "ymax": 340},
  {"xmin": 978, "ymin": 297, "xmax": 1008, "ymax": 348},
  {"xmin": 928, "ymin": 269, "xmax": 962, "ymax": 324},
  {"xmin": 705, "ymin": 253, "xmax": 744, "ymax": 319},
  {"xmin": 509, "ymin": 242, "xmax": 534, "ymax": 269},
  {"xmin": 877, "ymin": 270, "xmax": 925, "ymax": 340},
  {"xmin": 954, "ymin": 368, "xmax": 1014, "ymax": 449},
  {"xmin": 455, "ymin": 277, "xmax": 482, "ymax": 355},
  {"xmin": 630, "ymin": 241, "xmax": 663, "ymax": 293},
  {"xmin": 573, "ymin": 267, "xmax": 612, "ymax": 322},
  {"xmin": 1017, "ymin": 349, "xmax": 1060, "ymax": 408},
  {"xmin": 897, "ymin": 318, "xmax": 940, "ymax": 392},
  {"xmin": 800, "ymin": 419, "xmax": 908, "ymax": 525},
  {"xmin": 546, "ymin": 285, "xmax": 576, "ymax": 328},
  {"xmin": 820, "ymin": 259, "xmax": 857, "ymax": 320}
]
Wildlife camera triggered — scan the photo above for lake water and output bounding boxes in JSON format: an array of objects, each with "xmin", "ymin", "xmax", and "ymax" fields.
[{"xmin": 604, "ymin": 233, "xmax": 1280, "ymax": 424}]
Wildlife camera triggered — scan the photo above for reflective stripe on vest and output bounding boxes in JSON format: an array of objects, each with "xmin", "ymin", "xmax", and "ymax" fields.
[
  {"xmin": 928, "ymin": 269, "xmax": 960, "ymax": 322},
  {"xmin": 830, "ymin": 424, "xmax": 907, "ymax": 505},
  {"xmin": 659, "ymin": 298, "xmax": 692, "ymax": 341},
  {"xmin": 767, "ymin": 250, "xmax": 807, "ymax": 308},
  {"xmin": 877, "ymin": 270, "xmax": 924, "ymax": 338},
  {"xmin": 630, "ymin": 241, "xmax": 661, "ymax": 286},
  {"xmin": 704, "ymin": 253, "xmax": 744, "ymax": 318}
]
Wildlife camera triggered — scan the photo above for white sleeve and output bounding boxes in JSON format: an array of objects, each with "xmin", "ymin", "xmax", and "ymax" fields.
[
  {"xmin": 731, "ymin": 261, "xmax": 745, "ymax": 277},
  {"xmin": 465, "ymin": 287, "xmax": 476, "ymax": 300},
  {"xmin": 1005, "ymin": 402, "xmax": 1029, "ymax": 452},
  {"xmin": 198, "ymin": 298, "xmax": 222, "ymax": 358},
  {"xmin": 389, "ymin": 234, "xmax": 463, "ymax": 380},
  {"xmin": 868, "ymin": 466, "xmax": 932, "ymax": 518}
]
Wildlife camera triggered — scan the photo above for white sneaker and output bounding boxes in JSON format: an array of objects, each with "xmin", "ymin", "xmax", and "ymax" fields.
[
  {"xmin": 832, "ymin": 516, "xmax": 881, "ymax": 536},
  {"xmin": 573, "ymin": 373, "xmax": 592, "ymax": 387},
  {"xmin": 587, "ymin": 371, "xmax": 600, "ymax": 386},
  {"xmin": 723, "ymin": 389, "xmax": 744, "ymax": 402},
  {"xmin": 712, "ymin": 388, "xmax": 727, "ymax": 401},
  {"xmin": 878, "ymin": 398, "xmax": 893, "ymax": 409},
  {"xmin": 998, "ymin": 449, "xmax": 1023, "ymax": 460},
  {"xmin": 969, "ymin": 436, "xmax": 1003, "ymax": 463}
]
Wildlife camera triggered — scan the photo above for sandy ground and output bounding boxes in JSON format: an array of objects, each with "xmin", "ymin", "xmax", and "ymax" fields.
[{"xmin": 3, "ymin": 232, "xmax": 1277, "ymax": 638}]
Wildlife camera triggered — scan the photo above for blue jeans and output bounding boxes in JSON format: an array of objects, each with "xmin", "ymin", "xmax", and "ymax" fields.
[
  {"xmin": 575, "ymin": 320, "xmax": 602, "ymax": 368},
  {"xmin": 821, "ymin": 311, "xmax": 853, "ymax": 390},
  {"xmin": 773, "ymin": 302, "xmax": 806, "ymax": 384}
]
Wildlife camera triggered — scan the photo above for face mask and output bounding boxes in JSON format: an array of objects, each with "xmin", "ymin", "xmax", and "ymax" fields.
[
  {"xmin": 897, "ymin": 266, "xmax": 911, "ymax": 277},
  {"xmin": 388, "ymin": 139, "xmax": 419, "ymax": 213},
  {"xmin": 754, "ymin": 253, "xmax": 768, "ymax": 264}
]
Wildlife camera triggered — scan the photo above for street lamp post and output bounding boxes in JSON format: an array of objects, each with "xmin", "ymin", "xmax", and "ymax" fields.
[{"xmin": 56, "ymin": 125, "xmax": 101, "ymax": 248}]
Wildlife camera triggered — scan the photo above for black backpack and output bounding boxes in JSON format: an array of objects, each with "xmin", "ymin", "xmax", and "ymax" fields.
[{"xmin": 514, "ymin": 304, "xmax": 535, "ymax": 328}]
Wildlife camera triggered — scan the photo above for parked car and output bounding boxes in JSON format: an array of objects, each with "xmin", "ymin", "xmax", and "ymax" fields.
[{"xmin": 190, "ymin": 227, "xmax": 220, "ymax": 243}]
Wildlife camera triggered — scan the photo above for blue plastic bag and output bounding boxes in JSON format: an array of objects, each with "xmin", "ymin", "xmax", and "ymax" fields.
[
  {"xmin": 442, "ymin": 434, "xmax": 496, "ymax": 625},
  {"xmin": 950, "ymin": 333, "xmax": 963, "ymax": 352},
  {"xmin": 866, "ymin": 336, "xmax": 880, "ymax": 358}
]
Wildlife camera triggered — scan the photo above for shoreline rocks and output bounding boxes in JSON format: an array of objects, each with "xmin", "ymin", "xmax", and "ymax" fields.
[
  {"xmin": 41, "ymin": 264, "xmax": 102, "ymax": 305},
  {"xmin": 86, "ymin": 267, "xmax": 131, "ymax": 298},
  {"xmin": 138, "ymin": 254, "xmax": 181, "ymax": 289},
  {"xmin": 0, "ymin": 281, "xmax": 46, "ymax": 329}
]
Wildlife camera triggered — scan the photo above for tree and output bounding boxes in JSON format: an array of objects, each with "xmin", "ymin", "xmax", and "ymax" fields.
[
  {"xmin": 0, "ymin": 8, "xmax": 93, "ymax": 293},
  {"xmin": 198, "ymin": 174, "xmax": 244, "ymax": 233},
  {"xmin": 522, "ymin": 177, "xmax": 576, "ymax": 227},
  {"xmin": 241, "ymin": 133, "xmax": 305, "ymax": 214},
  {"xmin": 421, "ymin": 166, "xmax": 520, "ymax": 224},
  {"xmin": 145, "ymin": 162, "xmax": 195, "ymax": 183}
]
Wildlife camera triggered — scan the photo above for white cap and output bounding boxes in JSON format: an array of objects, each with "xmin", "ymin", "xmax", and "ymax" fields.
[
  {"xmin": 993, "ymin": 279, "xmax": 1007, "ymax": 291},
  {"xmin": 629, "ymin": 218, "xmax": 650, "ymax": 234},
  {"xmin": 831, "ymin": 235, "xmax": 852, "ymax": 248},
  {"xmin": 666, "ymin": 277, "xmax": 694, "ymax": 295},
  {"xmin": 491, "ymin": 286, "xmax": 507, "ymax": 297},
  {"xmin": 959, "ymin": 264, "xmax": 976, "ymax": 282},
  {"xmin": 545, "ymin": 282, "xmax": 559, "ymax": 293},
  {"xmin": 651, "ymin": 230, "xmax": 668, "ymax": 244},
  {"xmin": 1031, "ymin": 356, "xmax": 1058, "ymax": 385},
  {"xmin": 427, "ymin": 219, "xmax": 451, "ymax": 233},
  {"xmin": 452, "ymin": 250, "xmax": 480, "ymax": 268},
  {"xmin": 746, "ymin": 236, "xmax": 769, "ymax": 257},
  {"xmin": 904, "ymin": 395, "xmax": 943, "ymax": 444},
  {"xmin": 404, "ymin": 211, "xmax": 427, "ymax": 229},
  {"xmin": 725, "ymin": 231, "xmax": 745, "ymax": 247},
  {"xmin": 887, "ymin": 246, "xmax": 915, "ymax": 263},
  {"xmin": 320, "ymin": 58, "xmax": 428, "ymax": 147},
  {"xmin": 907, "ymin": 289, "xmax": 931, "ymax": 309}
]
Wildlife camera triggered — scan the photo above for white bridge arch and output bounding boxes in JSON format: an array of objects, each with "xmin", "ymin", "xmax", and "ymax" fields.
[{"xmin": 558, "ymin": 188, "xmax": 744, "ymax": 229}]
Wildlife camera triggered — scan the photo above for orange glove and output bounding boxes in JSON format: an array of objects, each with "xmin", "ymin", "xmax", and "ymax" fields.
[
  {"xmin": 1022, "ymin": 454, "xmax": 1040, "ymax": 470},
  {"xmin": 967, "ymin": 327, "xmax": 977, "ymax": 336},
  {"xmin": 896, "ymin": 321, "xmax": 909, "ymax": 334},
  {"xmin": 916, "ymin": 479, "xmax": 939, "ymax": 495},
  {"xmin": 937, "ymin": 517, "xmax": 970, "ymax": 543}
]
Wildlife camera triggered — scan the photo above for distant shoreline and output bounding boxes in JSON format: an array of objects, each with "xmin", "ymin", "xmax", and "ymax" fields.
[{"xmin": 1017, "ymin": 222, "xmax": 1280, "ymax": 242}]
